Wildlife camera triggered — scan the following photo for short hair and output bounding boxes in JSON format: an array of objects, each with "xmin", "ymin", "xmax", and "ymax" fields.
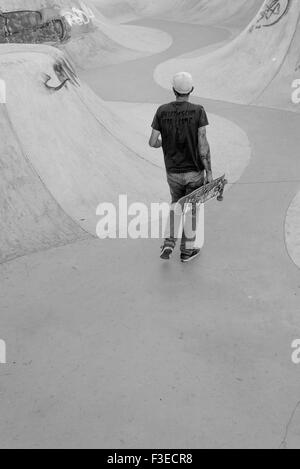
[{"xmin": 173, "ymin": 87, "xmax": 194, "ymax": 98}]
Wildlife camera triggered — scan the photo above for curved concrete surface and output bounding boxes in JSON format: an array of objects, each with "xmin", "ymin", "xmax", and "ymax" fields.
[
  {"xmin": 79, "ymin": 19, "xmax": 230, "ymax": 101},
  {"xmin": 61, "ymin": 0, "xmax": 172, "ymax": 67},
  {"xmin": 89, "ymin": 0, "xmax": 171, "ymax": 54},
  {"xmin": 0, "ymin": 0, "xmax": 172, "ymax": 66},
  {"xmin": 108, "ymin": 102, "xmax": 251, "ymax": 182},
  {"xmin": 0, "ymin": 45, "xmax": 167, "ymax": 240},
  {"xmin": 154, "ymin": 0, "xmax": 300, "ymax": 112},
  {"xmin": 0, "ymin": 103, "xmax": 87, "ymax": 263},
  {"xmin": 93, "ymin": 0, "xmax": 138, "ymax": 22},
  {"xmin": 0, "ymin": 2, "xmax": 300, "ymax": 451},
  {"xmin": 285, "ymin": 191, "xmax": 300, "ymax": 268},
  {"xmin": 254, "ymin": 12, "xmax": 300, "ymax": 111},
  {"xmin": 0, "ymin": 41, "xmax": 250, "ymax": 261},
  {"xmin": 121, "ymin": 0, "xmax": 262, "ymax": 26},
  {"xmin": 95, "ymin": 0, "xmax": 262, "ymax": 32}
]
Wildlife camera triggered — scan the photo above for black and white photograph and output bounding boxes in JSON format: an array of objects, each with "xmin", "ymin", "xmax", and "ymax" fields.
[{"xmin": 0, "ymin": 0, "xmax": 299, "ymax": 451}]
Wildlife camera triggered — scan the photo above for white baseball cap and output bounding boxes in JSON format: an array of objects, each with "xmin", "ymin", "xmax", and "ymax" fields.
[{"xmin": 172, "ymin": 72, "xmax": 194, "ymax": 94}]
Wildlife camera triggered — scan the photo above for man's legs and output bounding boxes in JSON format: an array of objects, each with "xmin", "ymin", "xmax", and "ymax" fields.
[
  {"xmin": 161, "ymin": 173, "xmax": 186, "ymax": 257},
  {"xmin": 180, "ymin": 171, "xmax": 205, "ymax": 256},
  {"xmin": 162, "ymin": 172, "xmax": 205, "ymax": 259}
]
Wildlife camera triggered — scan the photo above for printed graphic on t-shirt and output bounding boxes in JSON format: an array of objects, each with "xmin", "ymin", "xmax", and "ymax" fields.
[{"xmin": 152, "ymin": 103, "xmax": 209, "ymax": 173}]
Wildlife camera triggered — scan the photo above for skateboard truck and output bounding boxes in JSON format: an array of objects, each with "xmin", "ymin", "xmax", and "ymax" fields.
[{"xmin": 217, "ymin": 179, "xmax": 228, "ymax": 202}]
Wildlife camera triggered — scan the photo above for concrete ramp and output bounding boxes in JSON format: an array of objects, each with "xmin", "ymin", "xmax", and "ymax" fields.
[
  {"xmin": 0, "ymin": 44, "xmax": 167, "ymax": 262},
  {"xmin": 116, "ymin": 0, "xmax": 262, "ymax": 26},
  {"xmin": 93, "ymin": 0, "xmax": 138, "ymax": 22},
  {"xmin": 0, "ymin": 40, "xmax": 252, "ymax": 263},
  {"xmin": 0, "ymin": 102, "xmax": 87, "ymax": 264},
  {"xmin": 286, "ymin": 190, "xmax": 300, "ymax": 268},
  {"xmin": 0, "ymin": 0, "xmax": 171, "ymax": 67},
  {"xmin": 63, "ymin": 0, "xmax": 172, "ymax": 68},
  {"xmin": 254, "ymin": 12, "xmax": 300, "ymax": 111},
  {"xmin": 154, "ymin": 0, "xmax": 300, "ymax": 112}
]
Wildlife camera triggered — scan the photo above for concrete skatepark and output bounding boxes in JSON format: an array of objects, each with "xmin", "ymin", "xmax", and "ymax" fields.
[{"xmin": 0, "ymin": 0, "xmax": 299, "ymax": 449}]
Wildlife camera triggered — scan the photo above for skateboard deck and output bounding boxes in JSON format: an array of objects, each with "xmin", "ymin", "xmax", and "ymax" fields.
[{"xmin": 178, "ymin": 174, "xmax": 228, "ymax": 211}]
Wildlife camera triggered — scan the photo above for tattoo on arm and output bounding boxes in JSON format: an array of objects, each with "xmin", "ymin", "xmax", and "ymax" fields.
[{"xmin": 198, "ymin": 127, "xmax": 212, "ymax": 171}]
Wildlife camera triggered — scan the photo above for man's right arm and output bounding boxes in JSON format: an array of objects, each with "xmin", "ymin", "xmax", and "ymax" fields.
[
  {"xmin": 149, "ymin": 128, "xmax": 162, "ymax": 148},
  {"xmin": 150, "ymin": 108, "xmax": 162, "ymax": 148}
]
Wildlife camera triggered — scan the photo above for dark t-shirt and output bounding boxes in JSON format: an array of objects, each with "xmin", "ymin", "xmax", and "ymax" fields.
[{"xmin": 151, "ymin": 101, "xmax": 209, "ymax": 173}]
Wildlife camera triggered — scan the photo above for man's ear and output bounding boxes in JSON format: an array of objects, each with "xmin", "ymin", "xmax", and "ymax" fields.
[{"xmin": 190, "ymin": 87, "xmax": 195, "ymax": 94}]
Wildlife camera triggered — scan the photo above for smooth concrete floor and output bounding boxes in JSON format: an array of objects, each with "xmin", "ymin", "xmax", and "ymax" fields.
[{"xmin": 0, "ymin": 19, "xmax": 300, "ymax": 449}]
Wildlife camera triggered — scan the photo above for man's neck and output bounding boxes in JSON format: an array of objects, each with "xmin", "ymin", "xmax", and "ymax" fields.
[{"xmin": 176, "ymin": 96, "xmax": 189, "ymax": 103}]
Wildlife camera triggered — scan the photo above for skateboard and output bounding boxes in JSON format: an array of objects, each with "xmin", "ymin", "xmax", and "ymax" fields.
[{"xmin": 177, "ymin": 174, "xmax": 228, "ymax": 212}]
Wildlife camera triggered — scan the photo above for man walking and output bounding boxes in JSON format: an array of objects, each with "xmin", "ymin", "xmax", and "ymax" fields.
[{"xmin": 149, "ymin": 72, "xmax": 213, "ymax": 263}]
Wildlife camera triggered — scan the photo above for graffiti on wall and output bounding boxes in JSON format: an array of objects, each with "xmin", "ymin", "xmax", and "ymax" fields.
[
  {"xmin": 249, "ymin": 0, "xmax": 291, "ymax": 31},
  {"xmin": 44, "ymin": 58, "xmax": 80, "ymax": 91},
  {"xmin": 61, "ymin": 2, "xmax": 95, "ymax": 27},
  {"xmin": 0, "ymin": 2, "xmax": 95, "ymax": 43},
  {"xmin": 0, "ymin": 10, "xmax": 71, "ymax": 44}
]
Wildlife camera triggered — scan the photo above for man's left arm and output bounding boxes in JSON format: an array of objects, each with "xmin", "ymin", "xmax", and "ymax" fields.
[{"xmin": 198, "ymin": 127, "xmax": 213, "ymax": 183}]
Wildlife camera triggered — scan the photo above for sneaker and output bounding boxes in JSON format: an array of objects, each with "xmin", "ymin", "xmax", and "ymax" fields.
[
  {"xmin": 160, "ymin": 245, "xmax": 174, "ymax": 260},
  {"xmin": 180, "ymin": 249, "xmax": 201, "ymax": 263}
]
